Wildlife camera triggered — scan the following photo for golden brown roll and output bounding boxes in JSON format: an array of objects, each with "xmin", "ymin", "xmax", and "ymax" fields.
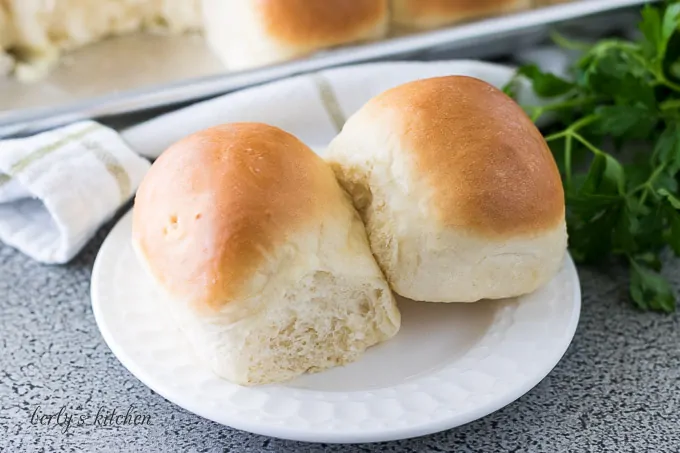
[
  {"xmin": 390, "ymin": 0, "xmax": 532, "ymax": 30},
  {"xmin": 326, "ymin": 76, "xmax": 567, "ymax": 303},
  {"xmin": 201, "ymin": 0, "xmax": 389, "ymax": 70},
  {"xmin": 132, "ymin": 122, "xmax": 400, "ymax": 385}
]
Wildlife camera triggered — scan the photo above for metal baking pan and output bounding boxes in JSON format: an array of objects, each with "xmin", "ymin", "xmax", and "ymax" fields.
[{"xmin": 0, "ymin": 0, "xmax": 653, "ymax": 138}]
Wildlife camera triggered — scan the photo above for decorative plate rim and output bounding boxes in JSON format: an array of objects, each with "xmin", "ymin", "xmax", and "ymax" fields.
[{"xmin": 92, "ymin": 210, "xmax": 580, "ymax": 444}]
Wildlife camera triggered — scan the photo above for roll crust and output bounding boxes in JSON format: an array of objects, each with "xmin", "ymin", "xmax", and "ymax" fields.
[
  {"xmin": 357, "ymin": 75, "xmax": 564, "ymax": 238},
  {"xmin": 259, "ymin": 0, "xmax": 389, "ymax": 46},
  {"xmin": 132, "ymin": 122, "xmax": 347, "ymax": 312},
  {"xmin": 391, "ymin": 0, "xmax": 532, "ymax": 29}
]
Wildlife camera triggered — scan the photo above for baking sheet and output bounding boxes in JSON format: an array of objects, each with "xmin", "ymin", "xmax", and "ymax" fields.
[{"xmin": 0, "ymin": 0, "xmax": 654, "ymax": 137}]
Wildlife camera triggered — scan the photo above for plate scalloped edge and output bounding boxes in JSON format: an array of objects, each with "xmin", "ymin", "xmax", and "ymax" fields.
[{"xmin": 92, "ymin": 210, "xmax": 580, "ymax": 444}]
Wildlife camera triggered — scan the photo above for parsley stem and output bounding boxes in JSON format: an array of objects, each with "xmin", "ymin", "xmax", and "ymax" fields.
[
  {"xmin": 660, "ymin": 98, "xmax": 680, "ymax": 111},
  {"xmin": 634, "ymin": 163, "xmax": 667, "ymax": 205},
  {"xmin": 569, "ymin": 114, "xmax": 599, "ymax": 132},
  {"xmin": 564, "ymin": 134, "xmax": 573, "ymax": 189},
  {"xmin": 640, "ymin": 188, "xmax": 650, "ymax": 206},
  {"xmin": 658, "ymin": 75, "xmax": 680, "ymax": 93},
  {"xmin": 545, "ymin": 115, "xmax": 599, "ymax": 142},
  {"xmin": 650, "ymin": 163, "xmax": 665, "ymax": 182},
  {"xmin": 550, "ymin": 30, "xmax": 591, "ymax": 51},
  {"xmin": 629, "ymin": 184, "xmax": 646, "ymax": 195},
  {"xmin": 544, "ymin": 130, "xmax": 568, "ymax": 142},
  {"xmin": 572, "ymin": 132, "xmax": 602, "ymax": 155},
  {"xmin": 601, "ymin": 42, "xmax": 651, "ymax": 71},
  {"xmin": 527, "ymin": 97, "xmax": 599, "ymax": 124}
]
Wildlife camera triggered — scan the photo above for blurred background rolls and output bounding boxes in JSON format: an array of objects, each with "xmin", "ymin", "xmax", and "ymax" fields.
[
  {"xmin": 390, "ymin": 0, "xmax": 532, "ymax": 30},
  {"xmin": 202, "ymin": 0, "xmax": 389, "ymax": 70}
]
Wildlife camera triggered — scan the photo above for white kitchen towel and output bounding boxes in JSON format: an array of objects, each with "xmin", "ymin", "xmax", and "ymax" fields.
[
  {"xmin": 0, "ymin": 121, "xmax": 150, "ymax": 264},
  {"xmin": 0, "ymin": 57, "xmax": 568, "ymax": 264},
  {"xmin": 121, "ymin": 59, "xmax": 550, "ymax": 159}
]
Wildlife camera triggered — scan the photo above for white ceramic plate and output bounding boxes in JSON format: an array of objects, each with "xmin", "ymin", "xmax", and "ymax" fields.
[
  {"xmin": 92, "ymin": 60, "xmax": 581, "ymax": 443},
  {"xmin": 92, "ymin": 212, "xmax": 580, "ymax": 444}
]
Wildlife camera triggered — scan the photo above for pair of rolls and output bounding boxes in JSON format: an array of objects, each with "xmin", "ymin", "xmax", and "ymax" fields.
[
  {"xmin": 132, "ymin": 76, "xmax": 567, "ymax": 386},
  {"xmin": 202, "ymin": 0, "xmax": 535, "ymax": 71}
]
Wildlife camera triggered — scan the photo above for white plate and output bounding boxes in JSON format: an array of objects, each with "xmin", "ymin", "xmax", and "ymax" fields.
[
  {"xmin": 92, "ymin": 60, "xmax": 581, "ymax": 443},
  {"xmin": 92, "ymin": 211, "xmax": 580, "ymax": 444}
]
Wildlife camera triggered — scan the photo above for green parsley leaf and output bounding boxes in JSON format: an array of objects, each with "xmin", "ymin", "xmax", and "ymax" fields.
[
  {"xmin": 516, "ymin": 64, "xmax": 574, "ymax": 98},
  {"xmin": 613, "ymin": 201, "xmax": 638, "ymax": 253},
  {"xmin": 625, "ymin": 161, "xmax": 653, "ymax": 191},
  {"xmin": 652, "ymin": 124, "xmax": 678, "ymax": 162},
  {"xmin": 637, "ymin": 204, "xmax": 668, "ymax": 251},
  {"xmin": 502, "ymin": 75, "xmax": 519, "ymax": 98},
  {"xmin": 629, "ymin": 259, "xmax": 675, "ymax": 312},
  {"xmin": 659, "ymin": 188, "xmax": 680, "ymax": 208},
  {"xmin": 578, "ymin": 153, "xmax": 607, "ymax": 194},
  {"xmin": 664, "ymin": 205, "xmax": 680, "ymax": 256},
  {"xmin": 640, "ymin": 5, "xmax": 663, "ymax": 60},
  {"xmin": 577, "ymin": 152, "xmax": 626, "ymax": 196},
  {"xmin": 635, "ymin": 251, "xmax": 663, "ymax": 271},
  {"xmin": 568, "ymin": 206, "xmax": 622, "ymax": 263},
  {"xmin": 653, "ymin": 124, "xmax": 680, "ymax": 175},
  {"xmin": 662, "ymin": 3, "xmax": 680, "ymax": 58},
  {"xmin": 653, "ymin": 171, "xmax": 679, "ymax": 194},
  {"xmin": 594, "ymin": 105, "xmax": 658, "ymax": 140},
  {"xmin": 578, "ymin": 48, "xmax": 656, "ymax": 107},
  {"xmin": 603, "ymin": 155, "xmax": 627, "ymax": 195},
  {"xmin": 663, "ymin": 34, "xmax": 680, "ymax": 79},
  {"xmin": 513, "ymin": 1, "xmax": 680, "ymax": 312}
]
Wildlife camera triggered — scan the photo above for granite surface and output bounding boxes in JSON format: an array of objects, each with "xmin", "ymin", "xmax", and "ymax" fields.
[{"xmin": 1, "ymin": 203, "xmax": 680, "ymax": 453}]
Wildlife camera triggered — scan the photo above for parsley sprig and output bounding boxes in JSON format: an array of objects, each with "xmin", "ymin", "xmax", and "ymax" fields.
[{"xmin": 504, "ymin": 1, "xmax": 680, "ymax": 312}]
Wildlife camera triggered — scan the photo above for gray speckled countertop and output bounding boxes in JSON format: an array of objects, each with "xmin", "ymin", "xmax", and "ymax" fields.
[{"xmin": 2, "ymin": 205, "xmax": 680, "ymax": 453}]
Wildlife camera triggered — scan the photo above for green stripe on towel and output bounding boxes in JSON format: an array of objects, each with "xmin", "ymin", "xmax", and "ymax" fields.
[
  {"xmin": 10, "ymin": 123, "xmax": 99, "ymax": 174},
  {"xmin": 311, "ymin": 73, "xmax": 346, "ymax": 134},
  {"xmin": 83, "ymin": 140, "xmax": 131, "ymax": 203}
]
